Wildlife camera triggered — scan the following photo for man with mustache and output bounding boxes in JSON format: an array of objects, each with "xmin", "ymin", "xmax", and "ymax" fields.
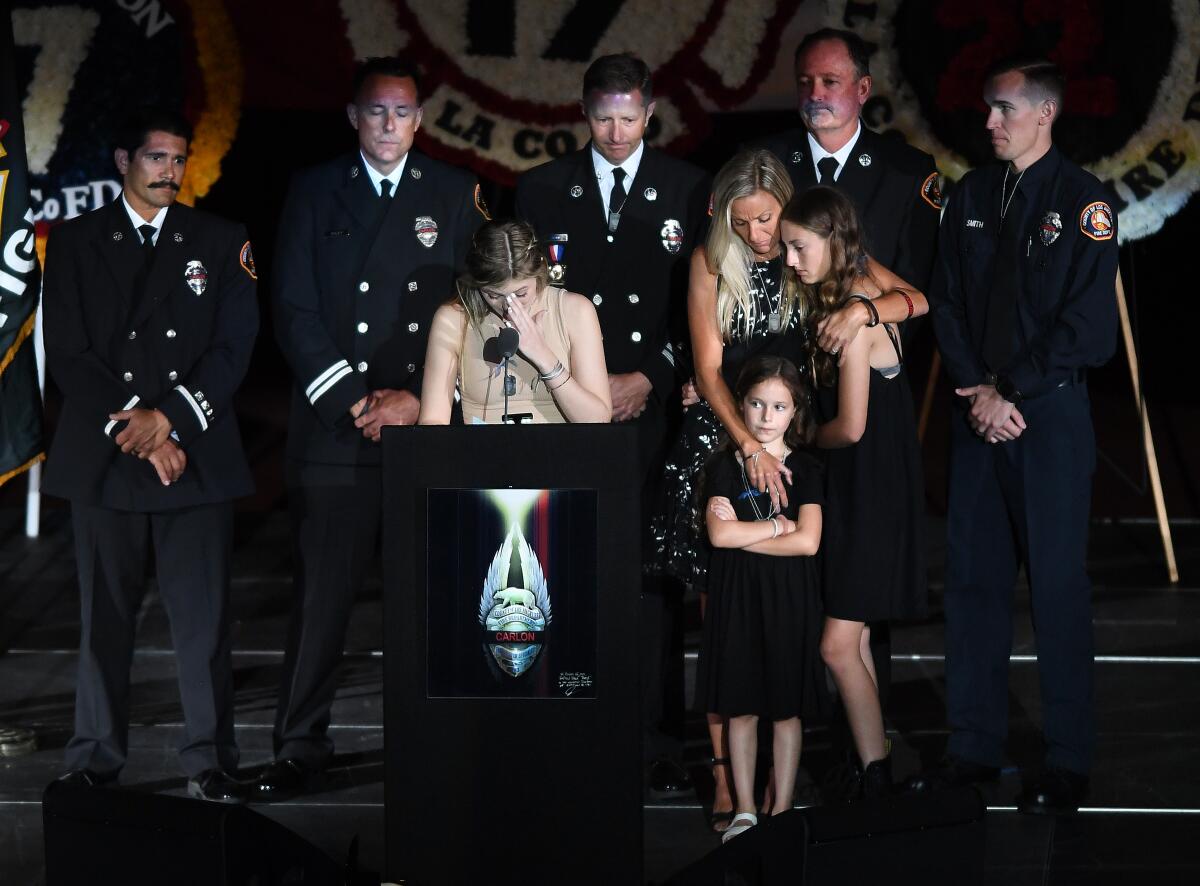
[
  {"xmin": 761, "ymin": 28, "xmax": 940, "ymax": 307},
  {"xmin": 516, "ymin": 53, "xmax": 710, "ymax": 798},
  {"xmin": 917, "ymin": 57, "xmax": 1117, "ymax": 814},
  {"xmin": 257, "ymin": 57, "xmax": 486, "ymax": 800},
  {"xmin": 41, "ymin": 108, "xmax": 259, "ymax": 802}
]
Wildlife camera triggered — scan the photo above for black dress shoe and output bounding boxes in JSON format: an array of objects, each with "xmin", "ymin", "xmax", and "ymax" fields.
[
  {"xmin": 860, "ymin": 756, "xmax": 892, "ymax": 801},
  {"xmin": 648, "ymin": 758, "xmax": 692, "ymax": 794},
  {"xmin": 905, "ymin": 755, "xmax": 999, "ymax": 793},
  {"xmin": 55, "ymin": 768, "xmax": 116, "ymax": 788},
  {"xmin": 187, "ymin": 769, "xmax": 248, "ymax": 804},
  {"xmin": 253, "ymin": 758, "xmax": 314, "ymax": 802},
  {"xmin": 1016, "ymin": 767, "xmax": 1088, "ymax": 815}
]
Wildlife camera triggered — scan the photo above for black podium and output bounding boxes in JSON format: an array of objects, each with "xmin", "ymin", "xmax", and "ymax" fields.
[{"xmin": 381, "ymin": 424, "xmax": 643, "ymax": 886}]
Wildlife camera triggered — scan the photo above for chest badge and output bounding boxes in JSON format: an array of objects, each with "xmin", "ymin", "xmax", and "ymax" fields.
[
  {"xmin": 547, "ymin": 233, "xmax": 568, "ymax": 283},
  {"xmin": 570, "ymin": 184, "xmax": 583, "ymax": 198},
  {"xmin": 1039, "ymin": 211, "xmax": 1063, "ymax": 246},
  {"xmin": 414, "ymin": 216, "xmax": 438, "ymax": 248},
  {"xmin": 858, "ymin": 153, "xmax": 872, "ymax": 167},
  {"xmin": 410, "ymin": 167, "xmax": 422, "ymax": 179},
  {"xmin": 644, "ymin": 187, "xmax": 657, "ymax": 201},
  {"xmin": 184, "ymin": 260, "xmax": 208, "ymax": 296},
  {"xmin": 660, "ymin": 218, "xmax": 683, "ymax": 254}
]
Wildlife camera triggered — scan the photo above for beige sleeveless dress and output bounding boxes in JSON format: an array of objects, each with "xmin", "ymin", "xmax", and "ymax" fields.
[{"xmin": 458, "ymin": 287, "xmax": 572, "ymax": 424}]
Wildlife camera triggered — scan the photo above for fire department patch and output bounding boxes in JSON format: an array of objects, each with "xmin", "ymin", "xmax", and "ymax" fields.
[
  {"xmin": 920, "ymin": 172, "xmax": 943, "ymax": 210},
  {"xmin": 474, "ymin": 184, "xmax": 491, "ymax": 220},
  {"xmin": 1080, "ymin": 202, "xmax": 1115, "ymax": 241},
  {"xmin": 239, "ymin": 240, "xmax": 257, "ymax": 280}
]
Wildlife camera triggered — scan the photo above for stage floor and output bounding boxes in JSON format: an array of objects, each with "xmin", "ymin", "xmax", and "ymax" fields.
[{"xmin": 1, "ymin": 508, "xmax": 1198, "ymax": 884}]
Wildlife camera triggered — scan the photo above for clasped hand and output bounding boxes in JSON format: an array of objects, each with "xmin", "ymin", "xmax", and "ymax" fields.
[
  {"xmin": 353, "ymin": 389, "xmax": 420, "ymax": 442},
  {"xmin": 111, "ymin": 407, "xmax": 172, "ymax": 457},
  {"xmin": 956, "ymin": 384, "xmax": 1027, "ymax": 443}
]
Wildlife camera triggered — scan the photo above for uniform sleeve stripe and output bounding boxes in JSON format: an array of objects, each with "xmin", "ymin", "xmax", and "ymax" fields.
[
  {"xmin": 175, "ymin": 385, "xmax": 209, "ymax": 432},
  {"xmin": 103, "ymin": 395, "xmax": 141, "ymax": 437},
  {"xmin": 305, "ymin": 360, "xmax": 350, "ymax": 399},
  {"xmin": 310, "ymin": 365, "xmax": 354, "ymax": 405}
]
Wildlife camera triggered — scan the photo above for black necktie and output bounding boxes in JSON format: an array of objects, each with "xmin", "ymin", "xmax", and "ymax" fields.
[
  {"xmin": 608, "ymin": 167, "xmax": 626, "ymax": 232},
  {"xmin": 379, "ymin": 179, "xmax": 393, "ymax": 200},
  {"xmin": 817, "ymin": 156, "xmax": 839, "ymax": 185},
  {"xmin": 138, "ymin": 224, "xmax": 156, "ymax": 262}
]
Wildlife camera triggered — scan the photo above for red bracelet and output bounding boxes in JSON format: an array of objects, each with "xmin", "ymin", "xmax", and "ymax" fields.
[{"xmin": 901, "ymin": 292, "xmax": 914, "ymax": 319}]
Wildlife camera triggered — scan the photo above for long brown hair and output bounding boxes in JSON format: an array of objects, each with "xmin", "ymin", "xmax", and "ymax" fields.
[
  {"xmin": 781, "ymin": 186, "xmax": 869, "ymax": 387},
  {"xmin": 733, "ymin": 355, "xmax": 814, "ymax": 449},
  {"xmin": 455, "ymin": 219, "xmax": 550, "ymax": 330}
]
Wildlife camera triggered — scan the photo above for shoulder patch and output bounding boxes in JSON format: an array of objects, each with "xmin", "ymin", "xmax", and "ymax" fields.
[
  {"xmin": 474, "ymin": 183, "xmax": 491, "ymax": 220},
  {"xmin": 239, "ymin": 241, "xmax": 257, "ymax": 280},
  {"xmin": 1079, "ymin": 201, "xmax": 1114, "ymax": 241},
  {"xmin": 920, "ymin": 172, "xmax": 943, "ymax": 210}
]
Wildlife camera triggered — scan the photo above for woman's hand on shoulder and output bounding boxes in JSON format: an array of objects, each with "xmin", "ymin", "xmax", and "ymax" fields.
[{"xmin": 816, "ymin": 297, "xmax": 873, "ymax": 365}]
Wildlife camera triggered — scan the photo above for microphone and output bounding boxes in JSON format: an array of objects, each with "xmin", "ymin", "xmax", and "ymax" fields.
[{"xmin": 497, "ymin": 326, "xmax": 519, "ymax": 359}]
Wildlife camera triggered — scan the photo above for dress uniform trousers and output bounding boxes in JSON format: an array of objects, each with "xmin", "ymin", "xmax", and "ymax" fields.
[
  {"xmin": 944, "ymin": 378, "xmax": 1096, "ymax": 775},
  {"xmin": 274, "ymin": 462, "xmax": 382, "ymax": 766},
  {"xmin": 66, "ymin": 502, "xmax": 237, "ymax": 778}
]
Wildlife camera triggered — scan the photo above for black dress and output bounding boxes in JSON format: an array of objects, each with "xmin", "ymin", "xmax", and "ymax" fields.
[
  {"xmin": 816, "ymin": 325, "xmax": 927, "ymax": 622},
  {"xmin": 649, "ymin": 255, "xmax": 807, "ymax": 589},
  {"xmin": 696, "ymin": 449, "xmax": 828, "ymax": 720}
]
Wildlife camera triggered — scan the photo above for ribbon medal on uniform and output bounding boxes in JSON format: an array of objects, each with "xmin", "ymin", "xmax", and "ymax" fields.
[
  {"xmin": 547, "ymin": 233, "xmax": 568, "ymax": 283},
  {"xmin": 1039, "ymin": 211, "xmax": 1063, "ymax": 246},
  {"xmin": 660, "ymin": 219, "xmax": 683, "ymax": 254},
  {"xmin": 184, "ymin": 260, "xmax": 208, "ymax": 296},
  {"xmin": 858, "ymin": 153, "xmax": 872, "ymax": 167},
  {"xmin": 570, "ymin": 185, "xmax": 583, "ymax": 198},
  {"xmin": 1079, "ymin": 202, "xmax": 1114, "ymax": 241},
  {"xmin": 414, "ymin": 216, "xmax": 438, "ymax": 248}
]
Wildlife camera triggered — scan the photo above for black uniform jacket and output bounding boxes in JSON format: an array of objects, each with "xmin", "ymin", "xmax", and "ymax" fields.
[
  {"xmin": 41, "ymin": 199, "xmax": 258, "ymax": 511},
  {"xmin": 760, "ymin": 124, "xmax": 940, "ymax": 291},
  {"xmin": 514, "ymin": 144, "xmax": 710, "ymax": 400},
  {"xmin": 930, "ymin": 145, "xmax": 1119, "ymax": 398},
  {"xmin": 274, "ymin": 150, "xmax": 483, "ymax": 466}
]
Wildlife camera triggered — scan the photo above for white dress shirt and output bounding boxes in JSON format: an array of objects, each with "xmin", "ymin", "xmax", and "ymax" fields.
[
  {"xmin": 360, "ymin": 150, "xmax": 408, "ymax": 196},
  {"xmin": 591, "ymin": 140, "xmax": 645, "ymax": 220},
  {"xmin": 121, "ymin": 194, "xmax": 168, "ymax": 245},
  {"xmin": 807, "ymin": 120, "xmax": 862, "ymax": 183}
]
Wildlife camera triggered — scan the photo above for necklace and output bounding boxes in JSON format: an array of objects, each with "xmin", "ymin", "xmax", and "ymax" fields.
[
  {"xmin": 739, "ymin": 452, "xmax": 786, "ymax": 520},
  {"xmin": 1000, "ymin": 165, "xmax": 1026, "ymax": 223},
  {"xmin": 750, "ymin": 257, "xmax": 783, "ymax": 333}
]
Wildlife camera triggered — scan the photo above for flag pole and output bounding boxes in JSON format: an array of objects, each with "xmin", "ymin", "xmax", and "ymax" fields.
[{"xmin": 24, "ymin": 294, "xmax": 44, "ymax": 537}]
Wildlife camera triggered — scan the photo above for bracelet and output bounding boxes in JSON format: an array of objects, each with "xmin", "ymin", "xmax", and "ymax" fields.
[
  {"xmin": 538, "ymin": 360, "xmax": 566, "ymax": 381},
  {"xmin": 899, "ymin": 291, "xmax": 914, "ymax": 319},
  {"xmin": 547, "ymin": 372, "xmax": 572, "ymax": 392},
  {"xmin": 745, "ymin": 445, "xmax": 766, "ymax": 466},
  {"xmin": 769, "ymin": 517, "xmax": 780, "ymax": 539},
  {"xmin": 848, "ymin": 294, "xmax": 880, "ymax": 328}
]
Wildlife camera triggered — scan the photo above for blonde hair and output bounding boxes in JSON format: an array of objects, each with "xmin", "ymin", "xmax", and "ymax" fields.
[
  {"xmin": 455, "ymin": 220, "xmax": 550, "ymax": 330},
  {"xmin": 706, "ymin": 150, "xmax": 800, "ymax": 341}
]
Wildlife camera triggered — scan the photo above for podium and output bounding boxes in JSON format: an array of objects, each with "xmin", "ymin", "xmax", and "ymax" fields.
[{"xmin": 381, "ymin": 424, "xmax": 643, "ymax": 886}]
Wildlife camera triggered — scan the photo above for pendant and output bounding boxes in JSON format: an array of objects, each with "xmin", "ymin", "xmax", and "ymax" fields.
[
  {"xmin": 504, "ymin": 374, "xmax": 517, "ymax": 397},
  {"xmin": 768, "ymin": 310, "xmax": 781, "ymax": 333}
]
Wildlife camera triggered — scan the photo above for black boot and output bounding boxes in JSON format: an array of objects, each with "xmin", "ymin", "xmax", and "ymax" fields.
[{"xmin": 860, "ymin": 756, "xmax": 892, "ymax": 800}]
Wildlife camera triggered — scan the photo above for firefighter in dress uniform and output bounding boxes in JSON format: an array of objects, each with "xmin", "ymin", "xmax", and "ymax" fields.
[
  {"xmin": 257, "ymin": 58, "xmax": 487, "ymax": 799},
  {"xmin": 42, "ymin": 109, "xmax": 258, "ymax": 803},
  {"xmin": 515, "ymin": 54, "xmax": 710, "ymax": 796}
]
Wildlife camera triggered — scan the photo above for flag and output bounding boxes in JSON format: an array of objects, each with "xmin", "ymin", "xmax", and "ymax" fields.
[{"xmin": 0, "ymin": 9, "xmax": 44, "ymax": 488}]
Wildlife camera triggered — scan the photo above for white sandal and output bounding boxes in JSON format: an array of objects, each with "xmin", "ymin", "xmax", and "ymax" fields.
[{"xmin": 721, "ymin": 811, "xmax": 758, "ymax": 843}]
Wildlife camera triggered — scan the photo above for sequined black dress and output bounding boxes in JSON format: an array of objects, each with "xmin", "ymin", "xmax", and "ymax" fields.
[{"xmin": 648, "ymin": 255, "xmax": 807, "ymax": 589}]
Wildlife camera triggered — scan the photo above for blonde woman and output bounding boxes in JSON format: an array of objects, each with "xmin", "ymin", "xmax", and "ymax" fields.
[{"xmin": 419, "ymin": 220, "xmax": 611, "ymax": 424}]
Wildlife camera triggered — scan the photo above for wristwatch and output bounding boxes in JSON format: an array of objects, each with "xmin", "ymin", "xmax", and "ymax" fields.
[{"xmin": 995, "ymin": 376, "xmax": 1023, "ymax": 406}]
